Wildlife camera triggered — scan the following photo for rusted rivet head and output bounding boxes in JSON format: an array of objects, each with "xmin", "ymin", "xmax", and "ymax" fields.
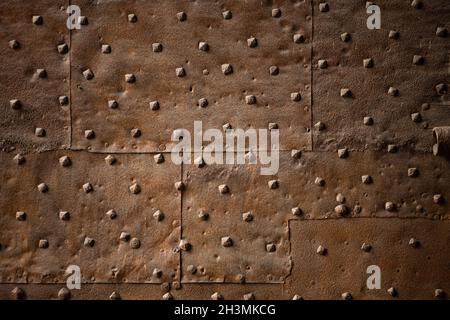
[
  {"xmin": 411, "ymin": 0, "xmax": 423, "ymax": 9},
  {"xmin": 162, "ymin": 292, "xmax": 173, "ymax": 300},
  {"xmin": 268, "ymin": 122, "xmax": 278, "ymax": 130},
  {"xmin": 176, "ymin": 12, "xmax": 187, "ymax": 21},
  {"xmin": 247, "ymin": 37, "xmax": 258, "ymax": 48},
  {"xmin": 243, "ymin": 293, "xmax": 255, "ymax": 300},
  {"xmin": 37, "ymin": 182, "xmax": 49, "ymax": 193},
  {"xmin": 128, "ymin": 14, "xmax": 137, "ymax": 23},
  {"xmin": 435, "ymin": 83, "xmax": 448, "ymax": 95},
  {"xmin": 340, "ymin": 32, "xmax": 351, "ymax": 42},
  {"xmin": 130, "ymin": 237, "xmax": 140, "ymax": 249},
  {"xmin": 292, "ymin": 207, "xmax": 303, "ymax": 216},
  {"xmin": 291, "ymin": 92, "xmax": 301, "ymax": 101},
  {"xmin": 82, "ymin": 68, "xmax": 94, "ymax": 80},
  {"xmin": 245, "ymin": 95, "xmax": 256, "ymax": 105},
  {"xmin": 268, "ymin": 179, "xmax": 279, "ymax": 189},
  {"xmin": 335, "ymin": 204, "xmax": 348, "ymax": 216},
  {"xmin": 222, "ymin": 10, "xmax": 232, "ymax": 19},
  {"xmin": 9, "ymin": 39, "xmax": 20, "ymax": 49},
  {"xmin": 187, "ymin": 265, "xmax": 197, "ymax": 274},
  {"xmin": 319, "ymin": 3, "xmax": 330, "ymax": 12},
  {"xmin": 291, "ymin": 149, "xmax": 302, "ymax": 159},
  {"xmin": 101, "ymin": 44, "xmax": 111, "ymax": 53},
  {"xmin": 153, "ymin": 210, "xmax": 165, "ymax": 222},
  {"xmin": 129, "ymin": 183, "xmax": 141, "ymax": 194},
  {"xmin": 340, "ymin": 88, "xmax": 352, "ymax": 98},
  {"xmin": 361, "ymin": 175, "xmax": 372, "ymax": 184},
  {"xmin": 384, "ymin": 201, "xmax": 395, "ymax": 211},
  {"xmin": 218, "ymin": 184, "xmax": 229, "ymax": 194},
  {"xmin": 292, "ymin": 294, "xmax": 303, "ymax": 300},
  {"xmin": 222, "ymin": 123, "xmax": 232, "ymax": 131},
  {"xmin": 59, "ymin": 155, "xmax": 71, "ymax": 167},
  {"xmin": 32, "ymin": 15, "xmax": 43, "ymax": 25},
  {"xmin": 198, "ymin": 97, "xmax": 208, "ymax": 108},
  {"xmin": 11, "ymin": 287, "xmax": 25, "ymax": 300},
  {"xmin": 39, "ymin": 239, "xmax": 49, "ymax": 249},
  {"xmin": 433, "ymin": 194, "xmax": 444, "ymax": 204},
  {"xmin": 108, "ymin": 100, "xmax": 118, "ymax": 109},
  {"xmin": 198, "ymin": 41, "xmax": 209, "ymax": 51},
  {"xmin": 436, "ymin": 27, "xmax": 448, "ymax": 37},
  {"xmin": 272, "ymin": 8, "xmax": 281, "ymax": 17},
  {"xmin": 221, "ymin": 236, "xmax": 233, "ymax": 247},
  {"xmin": 336, "ymin": 193, "xmax": 346, "ymax": 203},
  {"xmin": 78, "ymin": 16, "xmax": 88, "ymax": 25},
  {"xmin": 314, "ymin": 121, "xmax": 326, "ymax": 131},
  {"xmin": 293, "ymin": 34, "xmax": 305, "ymax": 43},
  {"xmin": 195, "ymin": 156, "xmax": 206, "ymax": 168},
  {"xmin": 412, "ymin": 55, "xmax": 425, "ymax": 65},
  {"xmin": 152, "ymin": 268, "xmax": 163, "ymax": 278},
  {"xmin": 16, "ymin": 211, "xmax": 26, "ymax": 221},
  {"xmin": 363, "ymin": 58, "xmax": 374, "ymax": 68},
  {"xmin": 435, "ymin": 289, "xmax": 446, "ymax": 299},
  {"xmin": 269, "ymin": 66, "xmax": 279, "ymax": 76},
  {"xmin": 120, "ymin": 231, "xmax": 130, "ymax": 242},
  {"xmin": 175, "ymin": 181, "xmax": 185, "ymax": 191},
  {"xmin": 178, "ymin": 239, "xmax": 192, "ymax": 251},
  {"xmin": 57, "ymin": 43, "xmax": 69, "ymax": 54},
  {"xmin": 221, "ymin": 64, "xmax": 233, "ymax": 75},
  {"xmin": 389, "ymin": 30, "xmax": 400, "ymax": 39},
  {"xmin": 154, "ymin": 153, "xmax": 164, "ymax": 164},
  {"xmin": 150, "ymin": 100, "xmax": 160, "ymax": 110},
  {"xmin": 84, "ymin": 237, "xmax": 95, "ymax": 247},
  {"xmin": 198, "ymin": 210, "xmax": 209, "ymax": 221},
  {"xmin": 387, "ymin": 144, "xmax": 398, "ymax": 153},
  {"xmin": 125, "ymin": 73, "xmax": 136, "ymax": 83},
  {"xmin": 152, "ymin": 42, "xmax": 163, "ymax": 52},
  {"xmin": 387, "ymin": 287, "xmax": 397, "ymax": 297},
  {"xmin": 35, "ymin": 127, "xmax": 46, "ymax": 137},
  {"xmin": 408, "ymin": 237, "xmax": 420, "ymax": 248},
  {"xmin": 407, "ymin": 167, "xmax": 419, "ymax": 177},
  {"xmin": 10, "ymin": 99, "xmax": 21, "ymax": 110},
  {"xmin": 338, "ymin": 148, "xmax": 348, "ymax": 158},
  {"xmin": 106, "ymin": 209, "xmax": 117, "ymax": 219},
  {"xmin": 13, "ymin": 153, "xmax": 26, "ymax": 165},
  {"xmin": 361, "ymin": 242, "xmax": 372, "ymax": 252},
  {"xmin": 175, "ymin": 67, "xmax": 185, "ymax": 77},
  {"xmin": 211, "ymin": 292, "xmax": 223, "ymax": 300},
  {"xmin": 242, "ymin": 211, "xmax": 253, "ymax": 222},
  {"xmin": 316, "ymin": 245, "xmax": 327, "ymax": 255},
  {"xmin": 105, "ymin": 155, "xmax": 116, "ymax": 165},
  {"xmin": 59, "ymin": 96, "xmax": 69, "ymax": 106},
  {"xmin": 363, "ymin": 116, "xmax": 373, "ymax": 125},
  {"xmin": 109, "ymin": 291, "xmax": 121, "ymax": 300},
  {"xmin": 82, "ymin": 182, "xmax": 93, "ymax": 193},
  {"xmin": 84, "ymin": 129, "xmax": 95, "ymax": 139},
  {"xmin": 59, "ymin": 211, "xmax": 70, "ymax": 221},
  {"xmin": 318, "ymin": 59, "xmax": 328, "ymax": 69},
  {"xmin": 411, "ymin": 112, "xmax": 422, "ymax": 122},
  {"xmin": 341, "ymin": 292, "xmax": 353, "ymax": 300},
  {"xmin": 130, "ymin": 128, "xmax": 141, "ymax": 138},
  {"xmin": 266, "ymin": 243, "xmax": 276, "ymax": 252},
  {"xmin": 388, "ymin": 87, "xmax": 399, "ymax": 96},
  {"xmin": 315, "ymin": 177, "xmax": 325, "ymax": 186},
  {"xmin": 58, "ymin": 287, "xmax": 71, "ymax": 300}
]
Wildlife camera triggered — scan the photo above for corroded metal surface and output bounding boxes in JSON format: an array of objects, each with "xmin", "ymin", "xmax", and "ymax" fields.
[{"xmin": 0, "ymin": 0, "xmax": 449, "ymax": 300}]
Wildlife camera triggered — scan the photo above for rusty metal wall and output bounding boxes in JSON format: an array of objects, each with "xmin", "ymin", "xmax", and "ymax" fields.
[{"xmin": 0, "ymin": 0, "xmax": 449, "ymax": 300}]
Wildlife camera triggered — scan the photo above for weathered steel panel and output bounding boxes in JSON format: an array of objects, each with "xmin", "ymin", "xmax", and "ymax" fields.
[
  {"xmin": 0, "ymin": 151, "xmax": 180, "ymax": 283},
  {"xmin": 0, "ymin": 0, "xmax": 70, "ymax": 153},
  {"xmin": 70, "ymin": 0, "xmax": 311, "ymax": 152}
]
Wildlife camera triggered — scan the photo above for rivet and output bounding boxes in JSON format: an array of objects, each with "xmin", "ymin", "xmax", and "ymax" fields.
[
  {"xmin": 175, "ymin": 181, "xmax": 185, "ymax": 191},
  {"xmin": 389, "ymin": 30, "xmax": 400, "ymax": 39},
  {"xmin": 187, "ymin": 265, "xmax": 197, "ymax": 274},
  {"xmin": 128, "ymin": 14, "xmax": 137, "ymax": 23},
  {"xmin": 125, "ymin": 74, "xmax": 136, "ymax": 83},
  {"xmin": 338, "ymin": 148, "xmax": 348, "ymax": 158},
  {"xmin": 388, "ymin": 87, "xmax": 399, "ymax": 96},
  {"xmin": 59, "ymin": 96, "xmax": 69, "ymax": 106},
  {"xmin": 269, "ymin": 66, "xmax": 279, "ymax": 75},
  {"xmin": 314, "ymin": 121, "xmax": 326, "ymax": 131},
  {"xmin": 108, "ymin": 100, "xmax": 118, "ymax": 109},
  {"xmin": 242, "ymin": 211, "xmax": 253, "ymax": 222},
  {"xmin": 363, "ymin": 58, "xmax": 374, "ymax": 68},
  {"xmin": 10, "ymin": 99, "xmax": 21, "ymax": 110},
  {"xmin": 59, "ymin": 211, "xmax": 70, "ymax": 221},
  {"xmin": 340, "ymin": 32, "xmax": 351, "ymax": 42},
  {"xmin": 162, "ymin": 292, "xmax": 173, "ymax": 300},
  {"xmin": 175, "ymin": 67, "xmax": 185, "ymax": 77},
  {"xmin": 411, "ymin": 0, "xmax": 423, "ymax": 9},
  {"xmin": 316, "ymin": 245, "xmax": 327, "ymax": 255},
  {"xmin": 268, "ymin": 122, "xmax": 278, "ymax": 130},
  {"xmin": 435, "ymin": 289, "xmax": 445, "ymax": 298},
  {"xmin": 35, "ymin": 127, "xmax": 46, "ymax": 137},
  {"xmin": 57, "ymin": 43, "xmax": 69, "ymax": 54},
  {"xmin": 319, "ymin": 3, "xmax": 330, "ymax": 12},
  {"xmin": 84, "ymin": 237, "xmax": 95, "ymax": 247},
  {"xmin": 293, "ymin": 34, "xmax": 305, "ymax": 43},
  {"xmin": 198, "ymin": 41, "xmax": 209, "ymax": 51},
  {"xmin": 341, "ymin": 292, "xmax": 353, "ymax": 300},
  {"xmin": 153, "ymin": 210, "xmax": 165, "ymax": 221},
  {"xmin": 59, "ymin": 155, "xmax": 71, "ymax": 167},
  {"xmin": 245, "ymin": 95, "xmax": 256, "ymax": 105},
  {"xmin": 221, "ymin": 64, "xmax": 233, "ymax": 75},
  {"xmin": 361, "ymin": 243, "xmax": 372, "ymax": 252},
  {"xmin": 37, "ymin": 182, "xmax": 49, "ymax": 193},
  {"xmin": 105, "ymin": 155, "xmax": 116, "ymax": 165},
  {"xmin": 387, "ymin": 287, "xmax": 397, "ymax": 297},
  {"xmin": 407, "ymin": 167, "xmax": 419, "ymax": 177},
  {"xmin": 154, "ymin": 153, "xmax": 164, "ymax": 164},
  {"xmin": 120, "ymin": 232, "xmax": 130, "ymax": 242},
  {"xmin": 271, "ymin": 8, "xmax": 281, "ymax": 18},
  {"xmin": 222, "ymin": 11, "xmax": 232, "ymax": 19},
  {"xmin": 178, "ymin": 239, "xmax": 192, "ymax": 251},
  {"xmin": 82, "ymin": 68, "xmax": 94, "ymax": 80},
  {"xmin": 9, "ymin": 39, "xmax": 20, "ymax": 49},
  {"xmin": 433, "ymin": 194, "xmax": 443, "ymax": 204},
  {"xmin": 335, "ymin": 204, "xmax": 348, "ymax": 216},
  {"xmin": 387, "ymin": 144, "xmax": 398, "ymax": 153},
  {"xmin": 318, "ymin": 59, "xmax": 328, "ymax": 69},
  {"xmin": 39, "ymin": 239, "xmax": 49, "ymax": 249},
  {"xmin": 363, "ymin": 116, "xmax": 373, "ymax": 125},
  {"xmin": 291, "ymin": 92, "xmax": 301, "ymax": 101},
  {"xmin": 218, "ymin": 184, "xmax": 229, "ymax": 194},
  {"xmin": 150, "ymin": 100, "xmax": 160, "ymax": 110},
  {"xmin": 58, "ymin": 287, "xmax": 71, "ymax": 300},
  {"xmin": 221, "ymin": 236, "xmax": 233, "ymax": 247},
  {"xmin": 13, "ymin": 154, "xmax": 25, "ymax": 165},
  {"xmin": 101, "ymin": 44, "xmax": 111, "ymax": 53},
  {"xmin": 222, "ymin": 123, "xmax": 232, "ymax": 131},
  {"xmin": 106, "ymin": 209, "xmax": 117, "ymax": 219},
  {"xmin": 291, "ymin": 149, "xmax": 302, "ymax": 159},
  {"xmin": 436, "ymin": 27, "xmax": 448, "ymax": 37},
  {"xmin": 109, "ymin": 292, "xmax": 121, "ymax": 300},
  {"xmin": 266, "ymin": 243, "xmax": 276, "ymax": 252},
  {"xmin": 16, "ymin": 211, "xmax": 26, "ymax": 221},
  {"xmin": 268, "ymin": 179, "xmax": 279, "ymax": 189},
  {"xmin": 176, "ymin": 12, "xmax": 187, "ymax": 21},
  {"xmin": 194, "ymin": 156, "xmax": 206, "ymax": 168},
  {"xmin": 152, "ymin": 43, "xmax": 163, "ymax": 52},
  {"xmin": 129, "ymin": 183, "xmax": 141, "ymax": 194},
  {"xmin": 292, "ymin": 295, "xmax": 303, "ymax": 300},
  {"xmin": 340, "ymin": 88, "xmax": 352, "ymax": 98},
  {"xmin": 130, "ymin": 237, "xmax": 140, "ymax": 249},
  {"xmin": 84, "ymin": 129, "xmax": 95, "ymax": 139},
  {"xmin": 32, "ymin": 15, "xmax": 43, "ymax": 25},
  {"xmin": 197, "ymin": 210, "xmax": 209, "ymax": 221},
  {"xmin": 384, "ymin": 201, "xmax": 395, "ymax": 211},
  {"xmin": 11, "ymin": 287, "xmax": 25, "ymax": 300},
  {"xmin": 82, "ymin": 182, "xmax": 93, "ymax": 193},
  {"xmin": 247, "ymin": 37, "xmax": 257, "ymax": 48},
  {"xmin": 130, "ymin": 128, "xmax": 141, "ymax": 138},
  {"xmin": 315, "ymin": 177, "xmax": 325, "ymax": 186},
  {"xmin": 78, "ymin": 16, "xmax": 88, "ymax": 25},
  {"xmin": 408, "ymin": 237, "xmax": 420, "ymax": 248},
  {"xmin": 243, "ymin": 293, "xmax": 255, "ymax": 300},
  {"xmin": 361, "ymin": 175, "xmax": 372, "ymax": 184},
  {"xmin": 153, "ymin": 268, "xmax": 163, "ymax": 278},
  {"xmin": 412, "ymin": 55, "xmax": 425, "ymax": 65},
  {"xmin": 435, "ymin": 83, "xmax": 447, "ymax": 95},
  {"xmin": 198, "ymin": 98, "xmax": 208, "ymax": 108},
  {"xmin": 291, "ymin": 207, "xmax": 303, "ymax": 216},
  {"xmin": 336, "ymin": 193, "xmax": 346, "ymax": 203}
]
